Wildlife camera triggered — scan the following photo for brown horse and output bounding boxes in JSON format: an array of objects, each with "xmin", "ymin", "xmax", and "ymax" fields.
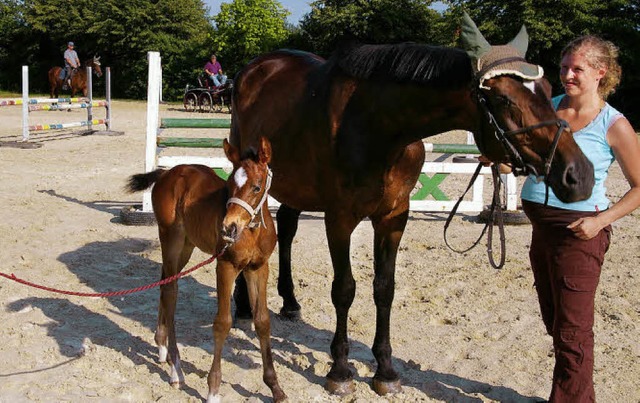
[
  {"xmin": 229, "ymin": 15, "xmax": 595, "ymax": 396},
  {"xmin": 48, "ymin": 56, "xmax": 102, "ymax": 98},
  {"xmin": 125, "ymin": 138, "xmax": 286, "ymax": 402}
]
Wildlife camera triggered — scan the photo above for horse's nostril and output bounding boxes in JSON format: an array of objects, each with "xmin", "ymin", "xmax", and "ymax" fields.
[
  {"xmin": 222, "ymin": 223, "xmax": 238, "ymax": 241},
  {"xmin": 563, "ymin": 164, "xmax": 578, "ymax": 187}
]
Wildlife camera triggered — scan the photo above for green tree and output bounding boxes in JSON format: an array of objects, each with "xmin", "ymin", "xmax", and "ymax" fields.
[
  {"xmin": 212, "ymin": 0, "xmax": 290, "ymax": 75},
  {"xmin": 300, "ymin": 0, "xmax": 452, "ymax": 57}
]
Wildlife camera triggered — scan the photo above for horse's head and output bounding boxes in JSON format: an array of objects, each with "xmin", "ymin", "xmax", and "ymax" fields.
[
  {"xmin": 461, "ymin": 12, "xmax": 594, "ymax": 203},
  {"xmin": 92, "ymin": 55, "xmax": 103, "ymax": 78},
  {"xmin": 221, "ymin": 137, "xmax": 272, "ymax": 244}
]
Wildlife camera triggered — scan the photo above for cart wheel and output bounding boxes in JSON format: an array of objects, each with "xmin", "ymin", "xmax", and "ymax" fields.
[
  {"xmin": 199, "ymin": 92, "xmax": 213, "ymax": 112},
  {"xmin": 183, "ymin": 92, "xmax": 198, "ymax": 112}
]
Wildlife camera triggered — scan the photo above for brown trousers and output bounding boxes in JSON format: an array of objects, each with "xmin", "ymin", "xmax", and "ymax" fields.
[{"xmin": 523, "ymin": 200, "xmax": 611, "ymax": 403}]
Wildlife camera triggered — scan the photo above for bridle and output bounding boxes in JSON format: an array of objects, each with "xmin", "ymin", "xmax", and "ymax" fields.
[
  {"xmin": 475, "ymin": 56, "xmax": 569, "ymax": 181},
  {"xmin": 444, "ymin": 57, "xmax": 570, "ymax": 269},
  {"xmin": 226, "ymin": 166, "xmax": 273, "ymax": 229}
]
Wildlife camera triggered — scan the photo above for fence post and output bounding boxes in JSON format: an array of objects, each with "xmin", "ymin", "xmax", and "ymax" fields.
[
  {"xmin": 21, "ymin": 66, "xmax": 29, "ymax": 141},
  {"xmin": 87, "ymin": 66, "xmax": 93, "ymax": 132},
  {"xmin": 143, "ymin": 51, "xmax": 161, "ymax": 212},
  {"xmin": 106, "ymin": 67, "xmax": 111, "ymax": 131}
]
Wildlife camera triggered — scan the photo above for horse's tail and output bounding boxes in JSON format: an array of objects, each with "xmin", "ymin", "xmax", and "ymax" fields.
[{"xmin": 125, "ymin": 169, "xmax": 166, "ymax": 193}]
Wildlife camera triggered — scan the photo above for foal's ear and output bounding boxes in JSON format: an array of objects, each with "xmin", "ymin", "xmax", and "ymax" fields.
[
  {"xmin": 223, "ymin": 138, "xmax": 241, "ymax": 164},
  {"xmin": 258, "ymin": 137, "xmax": 272, "ymax": 164}
]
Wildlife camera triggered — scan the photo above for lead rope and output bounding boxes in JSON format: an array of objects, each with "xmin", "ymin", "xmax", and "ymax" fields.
[{"xmin": 443, "ymin": 163, "xmax": 506, "ymax": 269}]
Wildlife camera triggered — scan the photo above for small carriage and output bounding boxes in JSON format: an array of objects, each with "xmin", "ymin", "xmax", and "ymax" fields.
[{"xmin": 183, "ymin": 73, "xmax": 233, "ymax": 113}]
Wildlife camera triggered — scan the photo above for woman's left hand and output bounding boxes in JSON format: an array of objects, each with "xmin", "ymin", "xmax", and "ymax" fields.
[{"xmin": 567, "ymin": 216, "xmax": 603, "ymax": 240}]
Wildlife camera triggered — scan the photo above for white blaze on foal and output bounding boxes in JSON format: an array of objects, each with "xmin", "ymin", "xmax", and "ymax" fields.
[{"xmin": 234, "ymin": 167, "xmax": 248, "ymax": 189}]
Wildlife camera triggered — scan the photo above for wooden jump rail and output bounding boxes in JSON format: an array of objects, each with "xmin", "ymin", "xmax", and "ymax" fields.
[{"xmin": 160, "ymin": 118, "xmax": 231, "ymax": 129}]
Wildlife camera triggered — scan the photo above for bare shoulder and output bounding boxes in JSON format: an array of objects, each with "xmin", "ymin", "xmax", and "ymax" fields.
[{"xmin": 607, "ymin": 115, "xmax": 638, "ymax": 149}]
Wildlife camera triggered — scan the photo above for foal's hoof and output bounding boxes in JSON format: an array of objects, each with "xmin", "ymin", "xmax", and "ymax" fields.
[
  {"xmin": 325, "ymin": 379, "xmax": 355, "ymax": 395},
  {"xmin": 278, "ymin": 307, "xmax": 301, "ymax": 320},
  {"xmin": 372, "ymin": 378, "xmax": 402, "ymax": 395}
]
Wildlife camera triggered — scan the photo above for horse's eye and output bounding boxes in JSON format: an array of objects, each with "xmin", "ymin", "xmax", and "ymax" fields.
[
  {"xmin": 253, "ymin": 184, "xmax": 261, "ymax": 193},
  {"xmin": 497, "ymin": 95, "xmax": 512, "ymax": 106}
]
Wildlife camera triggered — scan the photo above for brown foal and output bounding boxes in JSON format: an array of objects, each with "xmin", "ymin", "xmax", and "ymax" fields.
[{"xmin": 126, "ymin": 137, "xmax": 285, "ymax": 402}]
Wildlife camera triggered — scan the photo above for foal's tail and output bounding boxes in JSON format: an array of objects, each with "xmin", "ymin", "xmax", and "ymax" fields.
[{"xmin": 125, "ymin": 169, "xmax": 166, "ymax": 193}]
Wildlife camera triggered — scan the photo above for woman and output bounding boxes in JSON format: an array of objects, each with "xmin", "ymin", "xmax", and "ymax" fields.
[{"xmin": 521, "ymin": 36, "xmax": 640, "ymax": 401}]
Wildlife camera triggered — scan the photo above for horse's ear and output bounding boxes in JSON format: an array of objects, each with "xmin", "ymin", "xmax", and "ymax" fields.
[
  {"xmin": 508, "ymin": 25, "xmax": 529, "ymax": 57},
  {"xmin": 258, "ymin": 137, "xmax": 272, "ymax": 164},
  {"xmin": 459, "ymin": 11, "xmax": 491, "ymax": 60},
  {"xmin": 223, "ymin": 139, "xmax": 240, "ymax": 165}
]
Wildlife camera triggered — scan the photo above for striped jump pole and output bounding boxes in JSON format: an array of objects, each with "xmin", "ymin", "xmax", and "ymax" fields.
[
  {"xmin": 0, "ymin": 97, "xmax": 90, "ymax": 105},
  {"xmin": 28, "ymin": 101, "xmax": 107, "ymax": 112},
  {"xmin": 29, "ymin": 119, "xmax": 107, "ymax": 131}
]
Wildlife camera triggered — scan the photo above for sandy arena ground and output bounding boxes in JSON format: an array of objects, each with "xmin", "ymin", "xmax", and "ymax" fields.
[{"xmin": 0, "ymin": 99, "xmax": 638, "ymax": 402}]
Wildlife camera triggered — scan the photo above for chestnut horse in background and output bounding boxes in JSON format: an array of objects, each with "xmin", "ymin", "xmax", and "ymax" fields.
[
  {"xmin": 229, "ymin": 28, "xmax": 595, "ymax": 399},
  {"xmin": 125, "ymin": 138, "xmax": 286, "ymax": 402},
  {"xmin": 48, "ymin": 56, "xmax": 102, "ymax": 98}
]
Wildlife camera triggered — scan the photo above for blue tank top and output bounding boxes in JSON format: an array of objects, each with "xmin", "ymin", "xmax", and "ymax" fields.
[{"xmin": 521, "ymin": 95, "xmax": 620, "ymax": 211}]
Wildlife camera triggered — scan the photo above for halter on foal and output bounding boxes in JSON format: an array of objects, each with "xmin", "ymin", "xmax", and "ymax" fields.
[{"xmin": 125, "ymin": 137, "xmax": 285, "ymax": 402}]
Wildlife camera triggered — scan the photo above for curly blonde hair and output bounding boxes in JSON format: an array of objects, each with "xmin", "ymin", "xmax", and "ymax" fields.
[{"xmin": 561, "ymin": 35, "xmax": 621, "ymax": 99}]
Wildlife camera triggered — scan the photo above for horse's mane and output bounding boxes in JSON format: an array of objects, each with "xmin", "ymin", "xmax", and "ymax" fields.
[{"xmin": 332, "ymin": 42, "xmax": 473, "ymax": 88}]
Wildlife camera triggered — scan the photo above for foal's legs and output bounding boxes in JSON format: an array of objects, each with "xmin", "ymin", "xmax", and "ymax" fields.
[
  {"xmin": 324, "ymin": 212, "xmax": 359, "ymax": 395},
  {"xmin": 207, "ymin": 261, "xmax": 236, "ymax": 402},
  {"xmin": 156, "ymin": 229, "xmax": 195, "ymax": 387},
  {"xmin": 245, "ymin": 265, "xmax": 286, "ymax": 401},
  {"xmin": 234, "ymin": 204, "xmax": 302, "ymax": 320},
  {"xmin": 369, "ymin": 209, "xmax": 409, "ymax": 395},
  {"xmin": 208, "ymin": 262, "xmax": 286, "ymax": 402}
]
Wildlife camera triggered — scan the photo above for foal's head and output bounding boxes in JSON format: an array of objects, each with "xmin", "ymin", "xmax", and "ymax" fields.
[{"xmin": 221, "ymin": 137, "xmax": 272, "ymax": 244}]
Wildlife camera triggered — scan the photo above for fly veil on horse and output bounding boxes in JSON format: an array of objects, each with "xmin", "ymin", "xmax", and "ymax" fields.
[
  {"xmin": 48, "ymin": 56, "xmax": 102, "ymax": 98},
  {"xmin": 125, "ymin": 138, "xmax": 286, "ymax": 402},
  {"xmin": 231, "ymin": 13, "xmax": 595, "ymax": 396}
]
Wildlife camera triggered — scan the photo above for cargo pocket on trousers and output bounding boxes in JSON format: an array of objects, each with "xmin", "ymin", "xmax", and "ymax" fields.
[{"xmin": 560, "ymin": 275, "xmax": 599, "ymax": 335}]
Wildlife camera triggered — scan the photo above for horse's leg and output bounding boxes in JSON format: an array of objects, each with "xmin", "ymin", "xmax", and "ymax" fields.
[
  {"xmin": 245, "ymin": 264, "xmax": 287, "ymax": 401},
  {"xmin": 324, "ymin": 212, "xmax": 359, "ymax": 395},
  {"xmin": 156, "ymin": 229, "xmax": 194, "ymax": 387},
  {"xmin": 276, "ymin": 204, "xmax": 302, "ymax": 318},
  {"xmin": 233, "ymin": 204, "xmax": 302, "ymax": 321},
  {"xmin": 368, "ymin": 208, "xmax": 409, "ymax": 395},
  {"xmin": 207, "ymin": 261, "xmax": 237, "ymax": 403}
]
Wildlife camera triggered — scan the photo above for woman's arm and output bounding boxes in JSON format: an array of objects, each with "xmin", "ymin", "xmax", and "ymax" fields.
[{"xmin": 568, "ymin": 117, "xmax": 640, "ymax": 239}]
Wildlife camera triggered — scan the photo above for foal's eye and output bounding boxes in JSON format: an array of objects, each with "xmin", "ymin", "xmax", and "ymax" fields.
[{"xmin": 252, "ymin": 184, "xmax": 262, "ymax": 193}]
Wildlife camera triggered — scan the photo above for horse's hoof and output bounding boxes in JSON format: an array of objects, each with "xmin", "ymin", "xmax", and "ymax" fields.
[
  {"xmin": 170, "ymin": 381, "xmax": 182, "ymax": 389},
  {"xmin": 278, "ymin": 307, "xmax": 301, "ymax": 321},
  {"xmin": 372, "ymin": 378, "xmax": 402, "ymax": 395},
  {"xmin": 325, "ymin": 379, "xmax": 355, "ymax": 395},
  {"xmin": 273, "ymin": 389, "xmax": 287, "ymax": 402}
]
